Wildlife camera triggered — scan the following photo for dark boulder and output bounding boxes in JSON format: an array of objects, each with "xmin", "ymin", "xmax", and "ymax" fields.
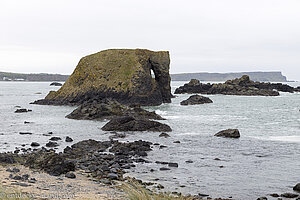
[
  {"xmin": 50, "ymin": 82, "xmax": 62, "ymax": 86},
  {"xmin": 160, "ymin": 167, "xmax": 171, "ymax": 171},
  {"xmin": 256, "ymin": 197, "xmax": 267, "ymax": 200},
  {"xmin": 19, "ymin": 132, "xmax": 33, "ymax": 135},
  {"xmin": 31, "ymin": 142, "xmax": 40, "ymax": 147},
  {"xmin": 180, "ymin": 95, "xmax": 213, "ymax": 105},
  {"xmin": 294, "ymin": 183, "xmax": 300, "ymax": 192},
  {"xmin": 101, "ymin": 116, "xmax": 172, "ymax": 132},
  {"xmin": 49, "ymin": 137, "xmax": 62, "ymax": 141},
  {"xmin": 15, "ymin": 109, "xmax": 32, "ymax": 113},
  {"xmin": 168, "ymin": 163, "xmax": 179, "ymax": 167},
  {"xmin": 46, "ymin": 141, "xmax": 59, "ymax": 147},
  {"xmin": 280, "ymin": 193, "xmax": 299, "ymax": 198},
  {"xmin": 215, "ymin": 129, "xmax": 240, "ymax": 138},
  {"xmin": 65, "ymin": 172, "xmax": 76, "ymax": 179},
  {"xmin": 65, "ymin": 136, "xmax": 73, "ymax": 142}
]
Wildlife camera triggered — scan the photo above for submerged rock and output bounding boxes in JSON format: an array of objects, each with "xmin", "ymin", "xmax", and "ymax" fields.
[
  {"xmin": 159, "ymin": 132, "xmax": 170, "ymax": 138},
  {"xmin": 50, "ymin": 82, "xmax": 62, "ymax": 86},
  {"xmin": 280, "ymin": 193, "xmax": 299, "ymax": 198},
  {"xmin": 66, "ymin": 99, "xmax": 164, "ymax": 121},
  {"xmin": 215, "ymin": 129, "xmax": 240, "ymax": 138},
  {"xmin": 15, "ymin": 109, "xmax": 32, "ymax": 113},
  {"xmin": 101, "ymin": 116, "xmax": 172, "ymax": 132},
  {"xmin": 175, "ymin": 75, "xmax": 285, "ymax": 96},
  {"xmin": 33, "ymin": 49, "xmax": 172, "ymax": 106},
  {"xmin": 180, "ymin": 95, "xmax": 213, "ymax": 105},
  {"xmin": 19, "ymin": 132, "xmax": 33, "ymax": 135}
]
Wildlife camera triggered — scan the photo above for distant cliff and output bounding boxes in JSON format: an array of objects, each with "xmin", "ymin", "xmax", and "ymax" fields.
[
  {"xmin": 171, "ymin": 72, "xmax": 287, "ymax": 82},
  {"xmin": 0, "ymin": 72, "xmax": 69, "ymax": 81}
]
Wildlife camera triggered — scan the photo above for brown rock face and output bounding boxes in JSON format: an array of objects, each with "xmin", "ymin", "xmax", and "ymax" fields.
[{"xmin": 33, "ymin": 49, "xmax": 172, "ymax": 106}]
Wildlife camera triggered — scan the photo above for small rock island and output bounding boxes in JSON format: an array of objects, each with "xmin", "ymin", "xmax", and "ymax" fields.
[
  {"xmin": 34, "ymin": 49, "xmax": 172, "ymax": 106},
  {"xmin": 175, "ymin": 75, "xmax": 298, "ymax": 96}
]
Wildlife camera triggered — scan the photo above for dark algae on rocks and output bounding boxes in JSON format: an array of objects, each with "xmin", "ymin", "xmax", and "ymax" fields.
[
  {"xmin": 66, "ymin": 99, "xmax": 164, "ymax": 121},
  {"xmin": 33, "ymin": 49, "xmax": 172, "ymax": 106}
]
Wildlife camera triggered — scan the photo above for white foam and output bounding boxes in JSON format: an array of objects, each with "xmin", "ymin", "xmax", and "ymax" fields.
[
  {"xmin": 155, "ymin": 109, "xmax": 167, "ymax": 115},
  {"xmin": 268, "ymin": 136, "xmax": 300, "ymax": 143}
]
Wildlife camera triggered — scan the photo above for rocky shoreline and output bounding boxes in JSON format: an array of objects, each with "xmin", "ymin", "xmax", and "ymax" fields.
[
  {"xmin": 0, "ymin": 137, "xmax": 238, "ymax": 200},
  {"xmin": 2, "ymin": 49, "xmax": 299, "ymax": 199}
]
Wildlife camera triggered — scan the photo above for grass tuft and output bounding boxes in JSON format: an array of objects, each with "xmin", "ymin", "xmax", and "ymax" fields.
[{"xmin": 120, "ymin": 180, "xmax": 195, "ymax": 200}]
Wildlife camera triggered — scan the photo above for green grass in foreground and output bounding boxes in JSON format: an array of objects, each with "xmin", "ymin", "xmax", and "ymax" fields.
[{"xmin": 121, "ymin": 180, "xmax": 195, "ymax": 200}]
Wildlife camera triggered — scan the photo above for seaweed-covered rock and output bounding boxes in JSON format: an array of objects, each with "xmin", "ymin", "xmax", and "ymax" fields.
[
  {"xmin": 0, "ymin": 153, "xmax": 17, "ymax": 164},
  {"xmin": 101, "ymin": 116, "xmax": 172, "ymax": 132},
  {"xmin": 174, "ymin": 75, "xmax": 288, "ymax": 96},
  {"xmin": 33, "ymin": 49, "xmax": 172, "ymax": 106},
  {"xmin": 180, "ymin": 95, "xmax": 213, "ymax": 105},
  {"xmin": 24, "ymin": 151, "xmax": 75, "ymax": 176},
  {"xmin": 0, "ymin": 139, "xmax": 154, "ymax": 182},
  {"xmin": 66, "ymin": 99, "xmax": 164, "ymax": 120}
]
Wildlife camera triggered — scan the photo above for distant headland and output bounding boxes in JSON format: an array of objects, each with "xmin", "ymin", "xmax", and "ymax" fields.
[
  {"xmin": 0, "ymin": 71, "xmax": 69, "ymax": 82},
  {"xmin": 0, "ymin": 71, "xmax": 289, "ymax": 82}
]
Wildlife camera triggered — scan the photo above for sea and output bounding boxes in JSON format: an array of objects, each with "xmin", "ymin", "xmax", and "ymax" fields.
[{"xmin": 0, "ymin": 81, "xmax": 299, "ymax": 200}]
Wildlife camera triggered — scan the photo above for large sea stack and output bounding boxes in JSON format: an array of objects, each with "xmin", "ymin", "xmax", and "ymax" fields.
[{"xmin": 34, "ymin": 49, "xmax": 172, "ymax": 106}]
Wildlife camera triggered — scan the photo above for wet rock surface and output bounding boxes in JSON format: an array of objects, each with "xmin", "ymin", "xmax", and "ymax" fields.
[
  {"xmin": 215, "ymin": 129, "xmax": 240, "ymax": 138},
  {"xmin": 0, "ymin": 139, "xmax": 154, "ymax": 182},
  {"xmin": 180, "ymin": 94, "xmax": 213, "ymax": 105},
  {"xmin": 101, "ymin": 116, "xmax": 172, "ymax": 132},
  {"xmin": 66, "ymin": 99, "xmax": 164, "ymax": 121},
  {"xmin": 174, "ymin": 75, "xmax": 299, "ymax": 96}
]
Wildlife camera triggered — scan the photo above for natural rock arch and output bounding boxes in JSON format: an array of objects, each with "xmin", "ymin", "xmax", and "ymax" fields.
[{"xmin": 34, "ymin": 49, "xmax": 172, "ymax": 106}]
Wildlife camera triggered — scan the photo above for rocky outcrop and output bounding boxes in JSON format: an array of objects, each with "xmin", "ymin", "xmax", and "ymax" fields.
[
  {"xmin": 174, "ymin": 75, "xmax": 298, "ymax": 96},
  {"xmin": 180, "ymin": 95, "xmax": 213, "ymax": 105},
  {"xmin": 33, "ymin": 49, "xmax": 172, "ymax": 106},
  {"xmin": 215, "ymin": 129, "xmax": 240, "ymax": 138},
  {"xmin": 66, "ymin": 99, "xmax": 164, "ymax": 120},
  {"xmin": 101, "ymin": 116, "xmax": 172, "ymax": 132}
]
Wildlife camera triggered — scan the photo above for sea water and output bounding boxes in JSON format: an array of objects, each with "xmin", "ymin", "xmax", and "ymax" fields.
[{"xmin": 0, "ymin": 81, "xmax": 299, "ymax": 199}]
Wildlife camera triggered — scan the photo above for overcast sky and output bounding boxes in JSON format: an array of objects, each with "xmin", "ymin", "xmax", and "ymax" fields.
[{"xmin": 1, "ymin": 0, "xmax": 300, "ymax": 80}]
